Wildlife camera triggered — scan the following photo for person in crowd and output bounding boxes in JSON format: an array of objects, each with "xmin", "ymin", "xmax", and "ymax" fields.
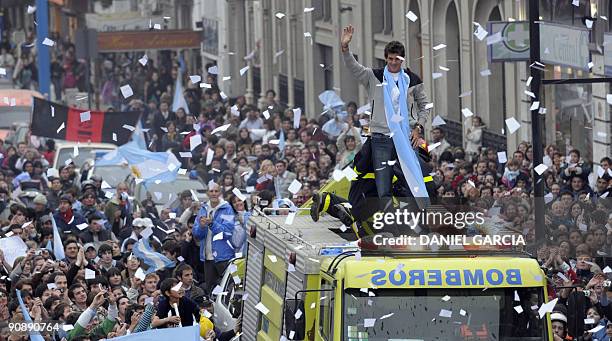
[
  {"xmin": 54, "ymin": 195, "xmax": 86, "ymax": 239},
  {"xmin": 465, "ymin": 116, "xmax": 484, "ymax": 162},
  {"xmin": 192, "ymin": 183, "xmax": 236, "ymax": 295},
  {"xmin": 152, "ymin": 278, "xmax": 200, "ymax": 328}
]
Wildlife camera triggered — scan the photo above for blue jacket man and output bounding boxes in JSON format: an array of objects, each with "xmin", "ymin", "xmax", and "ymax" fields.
[{"xmin": 192, "ymin": 183, "xmax": 236, "ymax": 294}]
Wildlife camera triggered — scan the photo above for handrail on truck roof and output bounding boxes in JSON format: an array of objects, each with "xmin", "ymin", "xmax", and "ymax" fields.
[{"xmin": 251, "ymin": 207, "xmax": 317, "ymax": 249}]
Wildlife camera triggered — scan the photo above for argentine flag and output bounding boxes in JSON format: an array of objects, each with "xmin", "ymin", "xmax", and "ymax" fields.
[{"xmin": 132, "ymin": 238, "xmax": 175, "ymax": 274}]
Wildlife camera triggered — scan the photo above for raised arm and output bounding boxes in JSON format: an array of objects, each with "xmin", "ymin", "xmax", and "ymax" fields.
[{"xmin": 341, "ymin": 25, "xmax": 372, "ymax": 87}]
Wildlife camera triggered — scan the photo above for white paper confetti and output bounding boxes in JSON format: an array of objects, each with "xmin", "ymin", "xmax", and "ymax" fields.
[
  {"xmin": 432, "ymin": 115, "xmax": 446, "ymax": 126},
  {"xmin": 432, "ymin": 72, "xmax": 443, "ymax": 79},
  {"xmin": 85, "ymin": 268, "xmax": 96, "ymax": 279},
  {"xmin": 190, "ymin": 134, "xmax": 202, "ymax": 151},
  {"xmin": 497, "ymin": 151, "xmax": 507, "ymax": 163},
  {"xmin": 474, "ymin": 24, "xmax": 488, "ymax": 40},
  {"xmin": 537, "ymin": 298, "xmax": 558, "ymax": 319},
  {"xmin": 544, "ymin": 192, "xmax": 554, "ymax": 204},
  {"xmin": 288, "ymin": 179, "xmax": 302, "ymax": 194},
  {"xmin": 211, "ymin": 123, "xmax": 231, "ymax": 135},
  {"xmin": 588, "ymin": 325, "xmax": 605, "ymax": 333},
  {"xmin": 80, "ymin": 111, "xmax": 91, "ymax": 122},
  {"xmin": 171, "ymin": 281, "xmax": 183, "ymax": 292},
  {"xmin": 304, "ymin": 7, "xmax": 315, "ymax": 13},
  {"xmin": 428, "ymin": 142, "xmax": 441, "ymax": 152},
  {"xmin": 206, "ymin": 148, "xmax": 214, "ymax": 166},
  {"xmin": 232, "ymin": 188, "xmax": 246, "ymax": 202},
  {"xmin": 42, "ymin": 37, "xmax": 55, "ymax": 46},
  {"xmin": 534, "ymin": 164, "xmax": 548, "ymax": 175},
  {"xmin": 138, "ymin": 54, "xmax": 148, "ymax": 66},
  {"xmin": 405, "ymin": 11, "xmax": 418, "ymax": 22},
  {"xmin": 530, "ymin": 101, "xmax": 540, "ymax": 111},
  {"xmin": 293, "ymin": 108, "xmax": 302, "ymax": 128},
  {"xmin": 189, "ymin": 75, "xmax": 201, "ymax": 83},
  {"xmin": 461, "ymin": 108, "xmax": 474, "ymax": 118},
  {"xmin": 514, "ymin": 305, "xmax": 524, "ymax": 314},
  {"xmin": 363, "ymin": 318, "xmax": 376, "ymax": 327},
  {"xmin": 27, "ymin": 5, "xmax": 36, "ymax": 14},
  {"xmin": 275, "ymin": 12, "xmax": 285, "ymax": 19},
  {"xmin": 486, "ymin": 32, "xmax": 503, "ymax": 45},
  {"xmin": 120, "ymin": 84, "xmax": 133, "ymax": 99},
  {"xmin": 56, "ymin": 122, "xmax": 65, "ymax": 133},
  {"xmin": 439, "ymin": 309, "xmax": 452, "ymax": 318},
  {"xmin": 505, "ymin": 117, "xmax": 521, "ymax": 134},
  {"xmin": 433, "ymin": 44, "xmax": 446, "ymax": 50},
  {"xmin": 240, "ymin": 65, "xmax": 249, "ymax": 76}
]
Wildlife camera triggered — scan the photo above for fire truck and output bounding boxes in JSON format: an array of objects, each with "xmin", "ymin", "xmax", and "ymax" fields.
[{"xmin": 228, "ymin": 210, "xmax": 553, "ymax": 341}]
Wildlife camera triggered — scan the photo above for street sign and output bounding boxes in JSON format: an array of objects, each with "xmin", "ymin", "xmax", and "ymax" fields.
[
  {"xmin": 605, "ymin": 33, "xmax": 612, "ymax": 76},
  {"xmin": 488, "ymin": 21, "xmax": 530, "ymax": 62},
  {"xmin": 539, "ymin": 22, "xmax": 590, "ymax": 70}
]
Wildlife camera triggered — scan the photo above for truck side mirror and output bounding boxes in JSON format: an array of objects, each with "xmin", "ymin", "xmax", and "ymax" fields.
[{"xmin": 284, "ymin": 299, "xmax": 305, "ymax": 340}]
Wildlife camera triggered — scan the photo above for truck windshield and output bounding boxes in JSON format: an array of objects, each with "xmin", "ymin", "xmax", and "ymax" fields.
[{"xmin": 344, "ymin": 287, "xmax": 547, "ymax": 341}]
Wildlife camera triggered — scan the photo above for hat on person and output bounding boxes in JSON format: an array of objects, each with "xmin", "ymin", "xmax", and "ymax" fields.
[
  {"xmin": 132, "ymin": 218, "xmax": 146, "ymax": 228},
  {"xmin": 83, "ymin": 243, "xmax": 98, "ymax": 253},
  {"xmin": 91, "ymin": 174, "xmax": 102, "ymax": 182},
  {"xmin": 81, "ymin": 180, "xmax": 96, "ymax": 193},
  {"xmin": 33, "ymin": 194, "xmax": 47, "ymax": 205},
  {"xmin": 40, "ymin": 215, "xmax": 52, "ymax": 224},
  {"xmin": 59, "ymin": 195, "xmax": 73, "ymax": 204},
  {"xmin": 550, "ymin": 312, "xmax": 567, "ymax": 324},
  {"xmin": 142, "ymin": 218, "xmax": 154, "ymax": 228}
]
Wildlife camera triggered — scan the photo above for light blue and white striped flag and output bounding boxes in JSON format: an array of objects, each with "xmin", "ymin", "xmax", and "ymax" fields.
[
  {"xmin": 132, "ymin": 238, "xmax": 175, "ymax": 274},
  {"xmin": 16, "ymin": 289, "xmax": 45, "ymax": 341},
  {"xmin": 50, "ymin": 214, "xmax": 65, "ymax": 261},
  {"xmin": 107, "ymin": 325, "xmax": 199, "ymax": 341}
]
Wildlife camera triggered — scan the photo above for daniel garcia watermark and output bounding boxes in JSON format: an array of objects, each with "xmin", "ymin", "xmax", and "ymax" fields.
[{"xmin": 371, "ymin": 209, "xmax": 527, "ymax": 247}]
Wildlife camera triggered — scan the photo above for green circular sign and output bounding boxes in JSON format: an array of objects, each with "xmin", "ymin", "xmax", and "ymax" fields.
[{"xmin": 502, "ymin": 23, "xmax": 530, "ymax": 53}]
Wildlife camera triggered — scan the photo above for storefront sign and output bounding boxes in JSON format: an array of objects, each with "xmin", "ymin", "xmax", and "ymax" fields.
[
  {"xmin": 488, "ymin": 21, "xmax": 530, "ymax": 62},
  {"xmin": 97, "ymin": 30, "xmax": 201, "ymax": 51},
  {"xmin": 86, "ymin": 13, "xmax": 163, "ymax": 32},
  {"xmin": 539, "ymin": 22, "xmax": 590, "ymax": 70}
]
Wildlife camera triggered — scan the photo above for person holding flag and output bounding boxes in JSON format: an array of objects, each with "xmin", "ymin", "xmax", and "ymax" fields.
[{"xmin": 341, "ymin": 25, "xmax": 431, "ymax": 216}]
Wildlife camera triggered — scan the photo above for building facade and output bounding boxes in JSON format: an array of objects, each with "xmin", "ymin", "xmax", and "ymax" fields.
[{"xmin": 230, "ymin": 0, "xmax": 611, "ymax": 166}]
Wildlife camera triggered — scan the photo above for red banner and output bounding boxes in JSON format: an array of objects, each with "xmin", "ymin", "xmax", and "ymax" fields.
[{"xmin": 97, "ymin": 30, "xmax": 201, "ymax": 52}]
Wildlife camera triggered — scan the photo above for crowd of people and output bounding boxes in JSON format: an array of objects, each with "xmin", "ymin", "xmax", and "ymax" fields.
[{"xmin": 0, "ymin": 27, "xmax": 612, "ymax": 341}]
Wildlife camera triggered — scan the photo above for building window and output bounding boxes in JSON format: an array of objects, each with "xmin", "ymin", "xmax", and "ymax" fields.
[
  {"xmin": 372, "ymin": 0, "xmax": 393, "ymax": 35},
  {"xmin": 318, "ymin": 44, "xmax": 334, "ymax": 90},
  {"xmin": 383, "ymin": 0, "xmax": 393, "ymax": 35},
  {"xmin": 323, "ymin": 0, "xmax": 332, "ymax": 22}
]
